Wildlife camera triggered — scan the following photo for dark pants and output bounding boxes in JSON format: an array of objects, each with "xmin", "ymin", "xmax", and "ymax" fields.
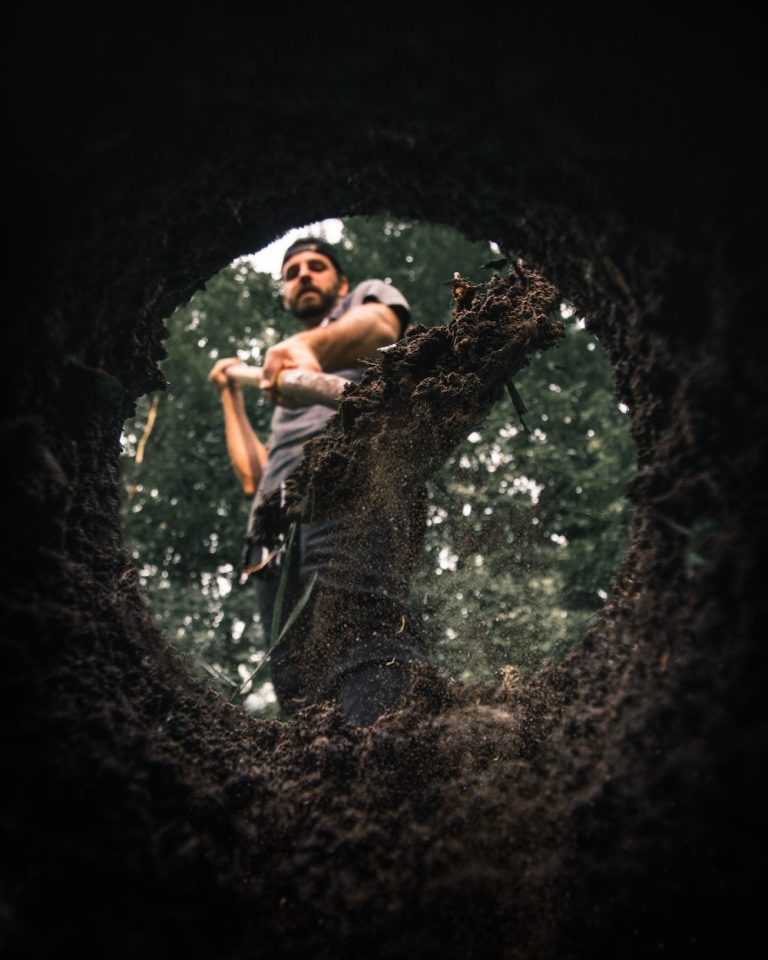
[{"xmin": 254, "ymin": 516, "xmax": 428, "ymax": 725}]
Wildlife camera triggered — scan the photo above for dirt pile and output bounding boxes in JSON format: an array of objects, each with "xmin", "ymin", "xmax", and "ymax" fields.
[
  {"xmin": 297, "ymin": 266, "xmax": 562, "ymax": 518},
  {"xmin": 3, "ymin": 11, "xmax": 765, "ymax": 959}
]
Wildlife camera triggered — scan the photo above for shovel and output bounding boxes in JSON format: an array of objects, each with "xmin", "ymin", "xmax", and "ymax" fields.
[{"xmin": 226, "ymin": 364, "xmax": 349, "ymax": 410}]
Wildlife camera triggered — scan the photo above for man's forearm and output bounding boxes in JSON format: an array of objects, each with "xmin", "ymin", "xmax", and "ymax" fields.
[
  {"xmin": 294, "ymin": 303, "xmax": 401, "ymax": 372},
  {"xmin": 220, "ymin": 387, "xmax": 268, "ymax": 496}
]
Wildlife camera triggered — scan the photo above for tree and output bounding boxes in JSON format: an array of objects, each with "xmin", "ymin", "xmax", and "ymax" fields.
[{"xmin": 121, "ymin": 216, "xmax": 635, "ymax": 705}]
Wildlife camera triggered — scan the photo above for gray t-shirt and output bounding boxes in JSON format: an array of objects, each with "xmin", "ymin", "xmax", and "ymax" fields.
[{"xmin": 250, "ymin": 278, "xmax": 410, "ymax": 512}]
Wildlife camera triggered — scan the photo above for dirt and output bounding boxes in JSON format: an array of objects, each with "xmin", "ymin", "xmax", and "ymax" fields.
[
  {"xmin": 296, "ymin": 268, "xmax": 563, "ymax": 519},
  {"xmin": 3, "ymin": 12, "xmax": 766, "ymax": 960}
]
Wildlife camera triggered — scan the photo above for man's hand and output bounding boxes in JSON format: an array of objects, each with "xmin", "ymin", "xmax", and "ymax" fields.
[
  {"xmin": 260, "ymin": 337, "xmax": 321, "ymax": 402},
  {"xmin": 208, "ymin": 357, "xmax": 242, "ymax": 393},
  {"xmin": 259, "ymin": 301, "xmax": 400, "ymax": 404}
]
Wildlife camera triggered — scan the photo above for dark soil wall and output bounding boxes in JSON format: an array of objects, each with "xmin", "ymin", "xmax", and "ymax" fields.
[{"xmin": 3, "ymin": 10, "xmax": 766, "ymax": 959}]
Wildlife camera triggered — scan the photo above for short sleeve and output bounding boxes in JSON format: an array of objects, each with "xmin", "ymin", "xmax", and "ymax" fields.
[{"xmin": 349, "ymin": 279, "xmax": 411, "ymax": 335}]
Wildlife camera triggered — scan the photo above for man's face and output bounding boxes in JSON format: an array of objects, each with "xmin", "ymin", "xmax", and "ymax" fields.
[{"xmin": 281, "ymin": 250, "xmax": 349, "ymax": 323}]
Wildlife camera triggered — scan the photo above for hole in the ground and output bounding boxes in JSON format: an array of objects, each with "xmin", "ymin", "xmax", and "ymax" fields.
[{"xmin": 120, "ymin": 214, "xmax": 635, "ymax": 714}]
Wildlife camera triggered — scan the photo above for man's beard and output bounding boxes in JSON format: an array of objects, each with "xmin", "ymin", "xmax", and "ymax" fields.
[{"xmin": 292, "ymin": 285, "xmax": 339, "ymax": 321}]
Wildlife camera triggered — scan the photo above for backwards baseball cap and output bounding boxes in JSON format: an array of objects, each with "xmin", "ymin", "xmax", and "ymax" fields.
[{"xmin": 281, "ymin": 237, "xmax": 345, "ymax": 277}]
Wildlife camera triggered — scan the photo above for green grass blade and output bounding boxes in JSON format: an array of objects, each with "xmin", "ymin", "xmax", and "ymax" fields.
[
  {"xmin": 270, "ymin": 522, "xmax": 297, "ymax": 647},
  {"xmin": 230, "ymin": 572, "xmax": 318, "ymax": 701},
  {"xmin": 276, "ymin": 571, "xmax": 318, "ymax": 645},
  {"xmin": 230, "ymin": 529, "xmax": 320, "ymax": 703}
]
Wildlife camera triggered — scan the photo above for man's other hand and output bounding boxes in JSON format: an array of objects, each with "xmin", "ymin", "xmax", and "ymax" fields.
[
  {"xmin": 208, "ymin": 357, "xmax": 241, "ymax": 392},
  {"xmin": 260, "ymin": 336, "xmax": 321, "ymax": 401}
]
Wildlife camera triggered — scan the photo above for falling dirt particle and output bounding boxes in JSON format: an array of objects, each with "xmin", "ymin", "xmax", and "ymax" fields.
[{"xmin": 500, "ymin": 664, "xmax": 523, "ymax": 693}]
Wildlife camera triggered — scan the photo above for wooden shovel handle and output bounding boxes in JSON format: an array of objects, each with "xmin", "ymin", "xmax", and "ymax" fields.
[{"xmin": 227, "ymin": 364, "xmax": 349, "ymax": 410}]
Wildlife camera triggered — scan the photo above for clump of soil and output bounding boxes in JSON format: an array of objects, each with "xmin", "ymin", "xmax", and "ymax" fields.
[{"xmin": 298, "ymin": 266, "xmax": 562, "ymax": 517}]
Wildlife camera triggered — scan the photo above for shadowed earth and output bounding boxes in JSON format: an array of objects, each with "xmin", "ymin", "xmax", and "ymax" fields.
[{"xmin": 3, "ymin": 10, "xmax": 766, "ymax": 959}]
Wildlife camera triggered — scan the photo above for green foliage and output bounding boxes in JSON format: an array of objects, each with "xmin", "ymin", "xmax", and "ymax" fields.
[
  {"xmin": 338, "ymin": 217, "xmax": 488, "ymax": 327},
  {"xmin": 121, "ymin": 264, "xmax": 288, "ymax": 713},
  {"xmin": 414, "ymin": 314, "xmax": 635, "ymax": 683},
  {"xmin": 121, "ymin": 216, "xmax": 635, "ymax": 708}
]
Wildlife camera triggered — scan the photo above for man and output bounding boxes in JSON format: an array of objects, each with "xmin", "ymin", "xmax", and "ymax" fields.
[{"xmin": 209, "ymin": 238, "xmax": 427, "ymax": 724}]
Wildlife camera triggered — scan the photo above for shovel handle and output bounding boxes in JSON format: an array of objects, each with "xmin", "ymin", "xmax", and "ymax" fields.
[{"xmin": 227, "ymin": 364, "xmax": 349, "ymax": 410}]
